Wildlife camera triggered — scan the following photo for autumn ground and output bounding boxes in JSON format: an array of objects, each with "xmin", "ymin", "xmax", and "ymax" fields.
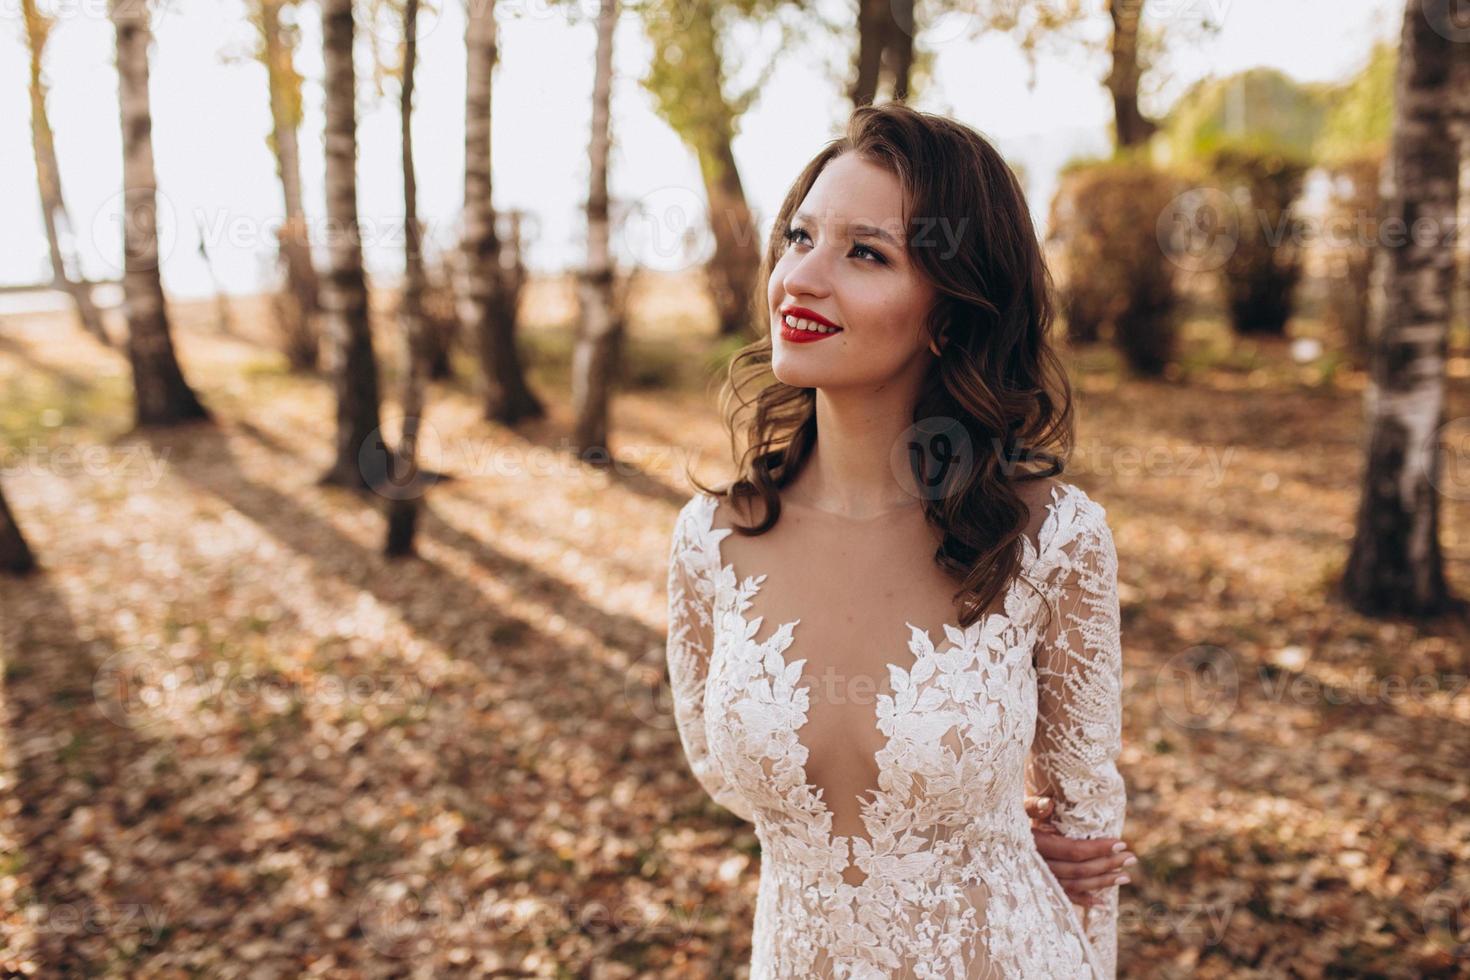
[{"xmin": 0, "ymin": 273, "xmax": 1468, "ymax": 978}]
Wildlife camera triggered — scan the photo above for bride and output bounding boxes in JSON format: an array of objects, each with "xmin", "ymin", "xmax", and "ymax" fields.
[{"xmin": 665, "ymin": 102, "xmax": 1136, "ymax": 978}]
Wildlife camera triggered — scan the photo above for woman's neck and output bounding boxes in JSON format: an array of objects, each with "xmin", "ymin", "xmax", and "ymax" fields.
[{"xmin": 786, "ymin": 388, "xmax": 925, "ymax": 519}]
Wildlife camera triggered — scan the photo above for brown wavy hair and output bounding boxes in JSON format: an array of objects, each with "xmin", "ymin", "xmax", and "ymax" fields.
[{"xmin": 688, "ymin": 101, "xmax": 1075, "ymax": 630}]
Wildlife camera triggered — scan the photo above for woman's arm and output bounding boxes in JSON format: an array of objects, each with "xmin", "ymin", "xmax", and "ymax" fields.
[
  {"xmin": 665, "ymin": 498, "xmax": 756, "ymax": 823},
  {"xmin": 1026, "ymin": 497, "xmax": 1128, "ymax": 977}
]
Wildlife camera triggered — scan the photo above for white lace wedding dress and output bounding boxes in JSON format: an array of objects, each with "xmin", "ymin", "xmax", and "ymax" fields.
[{"xmin": 664, "ymin": 481, "xmax": 1126, "ymax": 979}]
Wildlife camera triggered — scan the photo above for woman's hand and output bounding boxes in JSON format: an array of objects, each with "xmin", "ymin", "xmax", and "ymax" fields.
[{"xmin": 1025, "ymin": 795, "xmax": 1137, "ymax": 907}]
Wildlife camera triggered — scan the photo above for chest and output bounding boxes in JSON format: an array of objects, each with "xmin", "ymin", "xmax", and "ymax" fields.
[{"xmin": 702, "ymin": 505, "xmax": 1049, "ymax": 829}]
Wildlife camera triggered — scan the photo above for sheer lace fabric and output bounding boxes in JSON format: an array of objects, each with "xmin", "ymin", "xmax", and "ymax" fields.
[{"xmin": 665, "ymin": 481, "xmax": 1126, "ymax": 979}]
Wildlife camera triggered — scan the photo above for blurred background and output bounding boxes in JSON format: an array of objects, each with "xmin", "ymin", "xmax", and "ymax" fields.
[{"xmin": 1, "ymin": 0, "xmax": 1468, "ymax": 976}]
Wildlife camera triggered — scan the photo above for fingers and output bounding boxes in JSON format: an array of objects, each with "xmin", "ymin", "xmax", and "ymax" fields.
[
  {"xmin": 1032, "ymin": 830, "xmax": 1125, "ymax": 864},
  {"xmin": 1031, "ymin": 829, "xmax": 1139, "ymax": 904},
  {"xmin": 1048, "ymin": 851, "xmax": 1134, "ymax": 882},
  {"xmin": 1064, "ymin": 869, "xmax": 1133, "ymax": 894}
]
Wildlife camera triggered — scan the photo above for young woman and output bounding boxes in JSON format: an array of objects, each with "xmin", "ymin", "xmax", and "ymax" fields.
[{"xmin": 666, "ymin": 102, "xmax": 1135, "ymax": 978}]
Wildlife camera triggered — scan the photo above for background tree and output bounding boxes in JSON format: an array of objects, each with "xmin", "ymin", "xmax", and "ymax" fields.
[
  {"xmin": 319, "ymin": 0, "xmax": 385, "ymax": 489},
  {"xmin": 1105, "ymin": 0, "xmax": 1154, "ymax": 149},
  {"xmin": 0, "ymin": 482, "xmax": 36, "ymax": 575},
  {"xmin": 109, "ymin": 0, "xmax": 210, "ymax": 427},
  {"xmin": 850, "ymin": 0, "xmax": 918, "ymax": 107},
  {"xmin": 1340, "ymin": 0, "xmax": 1467, "ymax": 616},
  {"xmin": 640, "ymin": 0, "xmax": 794, "ymax": 339},
  {"xmin": 460, "ymin": 0, "xmax": 544, "ymax": 424},
  {"xmin": 22, "ymin": 0, "xmax": 108, "ymax": 347},
  {"xmin": 385, "ymin": 0, "xmax": 433, "ymax": 555},
  {"xmin": 570, "ymin": 0, "xmax": 625, "ymax": 459},
  {"xmin": 245, "ymin": 0, "xmax": 321, "ymax": 372}
]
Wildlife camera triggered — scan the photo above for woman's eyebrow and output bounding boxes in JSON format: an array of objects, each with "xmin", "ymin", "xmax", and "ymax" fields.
[{"xmin": 792, "ymin": 211, "xmax": 903, "ymax": 250}]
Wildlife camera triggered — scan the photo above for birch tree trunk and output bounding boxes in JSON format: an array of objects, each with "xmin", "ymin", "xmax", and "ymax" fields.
[
  {"xmin": 1340, "ymin": 0, "xmax": 1467, "ymax": 616},
  {"xmin": 461, "ymin": 0, "xmax": 544, "ymax": 425},
  {"xmin": 319, "ymin": 0, "xmax": 385, "ymax": 490},
  {"xmin": 109, "ymin": 0, "xmax": 210, "ymax": 427},
  {"xmin": 571, "ymin": 0, "xmax": 624, "ymax": 458},
  {"xmin": 24, "ymin": 0, "xmax": 108, "ymax": 347},
  {"xmin": 387, "ymin": 0, "xmax": 431, "ymax": 556}
]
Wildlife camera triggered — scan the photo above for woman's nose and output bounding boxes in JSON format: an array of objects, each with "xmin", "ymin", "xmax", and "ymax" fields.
[{"xmin": 782, "ymin": 249, "xmax": 833, "ymax": 299}]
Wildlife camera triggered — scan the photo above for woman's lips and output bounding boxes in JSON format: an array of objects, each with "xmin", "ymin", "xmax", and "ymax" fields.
[{"xmin": 778, "ymin": 316, "xmax": 844, "ymax": 344}]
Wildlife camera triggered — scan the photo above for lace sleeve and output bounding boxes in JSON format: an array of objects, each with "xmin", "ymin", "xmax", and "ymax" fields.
[
  {"xmin": 1026, "ymin": 496, "xmax": 1126, "ymax": 978},
  {"xmin": 666, "ymin": 498, "xmax": 756, "ymax": 823}
]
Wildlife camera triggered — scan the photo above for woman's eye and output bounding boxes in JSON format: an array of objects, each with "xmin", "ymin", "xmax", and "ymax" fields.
[{"xmin": 782, "ymin": 226, "xmax": 885, "ymax": 264}]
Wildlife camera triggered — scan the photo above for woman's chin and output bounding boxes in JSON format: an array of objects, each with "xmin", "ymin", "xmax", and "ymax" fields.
[{"xmin": 771, "ymin": 362, "xmax": 834, "ymax": 388}]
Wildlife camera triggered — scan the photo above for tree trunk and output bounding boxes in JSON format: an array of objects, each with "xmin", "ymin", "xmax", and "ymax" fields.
[
  {"xmin": 0, "ymin": 482, "xmax": 37, "ymax": 576},
  {"xmin": 572, "ymin": 0, "xmax": 624, "ymax": 459},
  {"xmin": 319, "ymin": 0, "xmax": 385, "ymax": 490},
  {"xmin": 851, "ymin": 0, "xmax": 916, "ymax": 108},
  {"xmin": 387, "ymin": 0, "xmax": 430, "ymax": 556},
  {"xmin": 1106, "ymin": 0, "xmax": 1156, "ymax": 151},
  {"xmin": 882, "ymin": 0, "xmax": 916, "ymax": 103},
  {"xmin": 701, "ymin": 132, "xmax": 761, "ymax": 338},
  {"xmin": 850, "ymin": 0, "xmax": 887, "ymax": 108},
  {"xmin": 109, "ymin": 0, "xmax": 210, "ymax": 428},
  {"xmin": 25, "ymin": 0, "xmax": 108, "ymax": 347},
  {"xmin": 684, "ymin": 15, "xmax": 759, "ymax": 339},
  {"xmin": 460, "ymin": 0, "xmax": 544, "ymax": 426},
  {"xmin": 1340, "ymin": 0, "xmax": 1466, "ymax": 617},
  {"xmin": 257, "ymin": 0, "xmax": 320, "ymax": 372}
]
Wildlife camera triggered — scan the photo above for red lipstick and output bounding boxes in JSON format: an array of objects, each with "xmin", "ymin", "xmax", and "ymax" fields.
[{"xmin": 778, "ymin": 305, "xmax": 844, "ymax": 344}]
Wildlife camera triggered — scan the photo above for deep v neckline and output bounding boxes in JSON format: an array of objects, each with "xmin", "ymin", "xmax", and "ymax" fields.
[{"xmin": 698, "ymin": 483, "xmax": 1078, "ymax": 880}]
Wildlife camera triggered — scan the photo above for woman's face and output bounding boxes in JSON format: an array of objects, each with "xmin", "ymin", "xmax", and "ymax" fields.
[{"xmin": 767, "ymin": 152, "xmax": 938, "ymax": 390}]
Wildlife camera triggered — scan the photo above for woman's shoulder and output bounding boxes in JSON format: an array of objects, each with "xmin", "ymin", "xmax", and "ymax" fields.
[
  {"xmin": 671, "ymin": 490, "xmax": 734, "ymax": 577},
  {"xmin": 1020, "ymin": 477, "xmax": 1113, "ymax": 565},
  {"xmin": 679, "ymin": 487, "xmax": 764, "ymax": 533}
]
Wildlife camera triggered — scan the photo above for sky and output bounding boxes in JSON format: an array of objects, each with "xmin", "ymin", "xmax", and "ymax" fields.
[{"xmin": 0, "ymin": 0, "xmax": 1403, "ymax": 301}]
